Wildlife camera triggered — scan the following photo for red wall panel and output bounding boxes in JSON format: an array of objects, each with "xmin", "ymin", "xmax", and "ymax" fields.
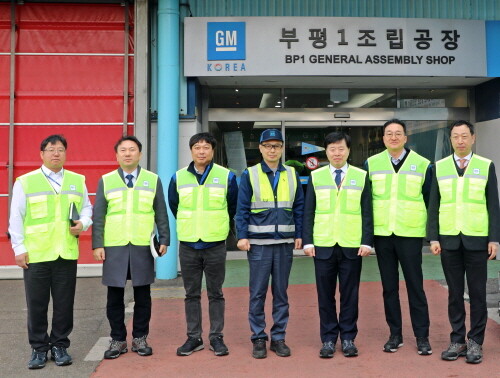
[
  {"xmin": 16, "ymin": 55, "xmax": 125, "ymax": 92},
  {"xmin": 0, "ymin": 3, "xmax": 135, "ymax": 265}
]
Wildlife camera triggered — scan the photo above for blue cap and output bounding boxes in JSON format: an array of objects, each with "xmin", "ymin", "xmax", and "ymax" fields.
[{"xmin": 260, "ymin": 129, "xmax": 283, "ymax": 143}]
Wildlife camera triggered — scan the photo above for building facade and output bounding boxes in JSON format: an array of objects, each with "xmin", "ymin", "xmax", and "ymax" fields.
[{"xmin": 1, "ymin": 0, "xmax": 499, "ymax": 276}]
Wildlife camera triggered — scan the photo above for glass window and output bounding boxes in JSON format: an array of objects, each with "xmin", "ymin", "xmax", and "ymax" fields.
[
  {"xmin": 399, "ymin": 89, "xmax": 468, "ymax": 108},
  {"xmin": 208, "ymin": 88, "xmax": 281, "ymax": 108},
  {"xmin": 284, "ymin": 88, "xmax": 396, "ymax": 108}
]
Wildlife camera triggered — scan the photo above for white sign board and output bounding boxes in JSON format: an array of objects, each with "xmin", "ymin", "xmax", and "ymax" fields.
[{"xmin": 184, "ymin": 17, "xmax": 487, "ymax": 77}]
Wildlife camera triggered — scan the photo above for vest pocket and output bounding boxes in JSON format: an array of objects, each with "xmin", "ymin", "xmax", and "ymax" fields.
[
  {"xmin": 345, "ymin": 189, "xmax": 362, "ymax": 212},
  {"xmin": 106, "ymin": 191, "xmax": 123, "ymax": 213},
  {"xmin": 179, "ymin": 187, "xmax": 194, "ymax": 208},
  {"xmin": 28, "ymin": 195, "xmax": 48, "ymax": 219},
  {"xmin": 405, "ymin": 174, "xmax": 422, "ymax": 198},
  {"xmin": 138, "ymin": 190, "xmax": 155, "ymax": 212},
  {"xmin": 467, "ymin": 178, "xmax": 486, "ymax": 201},
  {"xmin": 207, "ymin": 187, "xmax": 225, "ymax": 209},
  {"xmin": 438, "ymin": 179, "xmax": 453, "ymax": 202},
  {"xmin": 371, "ymin": 175, "xmax": 386, "ymax": 196},
  {"xmin": 315, "ymin": 189, "xmax": 331, "ymax": 211},
  {"xmin": 25, "ymin": 223, "xmax": 50, "ymax": 248},
  {"xmin": 466, "ymin": 203, "xmax": 487, "ymax": 233}
]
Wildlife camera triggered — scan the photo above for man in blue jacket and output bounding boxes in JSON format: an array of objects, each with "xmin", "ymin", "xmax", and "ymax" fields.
[{"xmin": 236, "ymin": 129, "xmax": 304, "ymax": 359}]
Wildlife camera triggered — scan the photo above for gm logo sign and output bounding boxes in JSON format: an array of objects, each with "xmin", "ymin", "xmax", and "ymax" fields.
[{"xmin": 207, "ymin": 22, "xmax": 246, "ymax": 61}]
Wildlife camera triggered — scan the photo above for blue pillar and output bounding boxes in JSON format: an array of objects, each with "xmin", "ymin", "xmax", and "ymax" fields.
[{"xmin": 156, "ymin": 0, "xmax": 179, "ymax": 279}]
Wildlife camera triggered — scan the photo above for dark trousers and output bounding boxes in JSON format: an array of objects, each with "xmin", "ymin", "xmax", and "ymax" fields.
[
  {"xmin": 375, "ymin": 235, "xmax": 430, "ymax": 338},
  {"xmin": 106, "ymin": 285, "xmax": 151, "ymax": 341},
  {"xmin": 179, "ymin": 243, "xmax": 227, "ymax": 340},
  {"xmin": 441, "ymin": 243, "xmax": 488, "ymax": 345},
  {"xmin": 23, "ymin": 257, "xmax": 77, "ymax": 352},
  {"xmin": 247, "ymin": 243, "xmax": 293, "ymax": 341},
  {"xmin": 314, "ymin": 245, "xmax": 362, "ymax": 343}
]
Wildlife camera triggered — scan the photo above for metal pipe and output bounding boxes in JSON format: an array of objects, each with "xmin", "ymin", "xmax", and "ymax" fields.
[
  {"xmin": 155, "ymin": 0, "xmax": 179, "ymax": 279},
  {"xmin": 122, "ymin": 1, "xmax": 130, "ymax": 136},
  {"xmin": 7, "ymin": 1, "xmax": 16, "ymax": 217}
]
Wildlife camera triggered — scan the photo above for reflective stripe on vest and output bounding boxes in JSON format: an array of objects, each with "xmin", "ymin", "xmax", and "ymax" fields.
[
  {"xmin": 367, "ymin": 150, "xmax": 429, "ymax": 237},
  {"xmin": 312, "ymin": 165, "xmax": 366, "ymax": 248},
  {"xmin": 103, "ymin": 169, "xmax": 158, "ymax": 247},
  {"xmin": 247, "ymin": 164, "xmax": 297, "ymax": 239},
  {"xmin": 18, "ymin": 169, "xmax": 85, "ymax": 263},
  {"xmin": 176, "ymin": 164, "xmax": 230, "ymax": 242},
  {"xmin": 436, "ymin": 154, "xmax": 490, "ymax": 236}
]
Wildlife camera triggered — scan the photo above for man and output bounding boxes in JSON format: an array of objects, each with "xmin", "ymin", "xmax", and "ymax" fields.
[
  {"xmin": 365, "ymin": 119, "xmax": 432, "ymax": 355},
  {"xmin": 303, "ymin": 132, "xmax": 373, "ymax": 359},
  {"xmin": 427, "ymin": 120, "xmax": 499, "ymax": 364},
  {"xmin": 9, "ymin": 134, "xmax": 92, "ymax": 369},
  {"xmin": 168, "ymin": 132, "xmax": 238, "ymax": 357},
  {"xmin": 236, "ymin": 128, "xmax": 304, "ymax": 359},
  {"xmin": 93, "ymin": 136, "xmax": 169, "ymax": 359}
]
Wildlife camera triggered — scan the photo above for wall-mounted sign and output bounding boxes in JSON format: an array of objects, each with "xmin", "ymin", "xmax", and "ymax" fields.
[
  {"xmin": 305, "ymin": 156, "xmax": 319, "ymax": 170},
  {"xmin": 184, "ymin": 17, "xmax": 487, "ymax": 77}
]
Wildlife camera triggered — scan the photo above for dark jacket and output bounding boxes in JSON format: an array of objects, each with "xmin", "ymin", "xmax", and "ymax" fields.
[{"xmin": 426, "ymin": 154, "xmax": 500, "ymax": 250}]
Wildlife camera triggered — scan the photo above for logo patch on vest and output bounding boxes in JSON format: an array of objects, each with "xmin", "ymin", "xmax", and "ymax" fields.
[
  {"xmin": 70, "ymin": 185, "xmax": 76, "ymax": 191},
  {"xmin": 213, "ymin": 177, "xmax": 220, "ymax": 184},
  {"xmin": 143, "ymin": 181, "xmax": 149, "ymax": 187},
  {"xmin": 473, "ymin": 168, "xmax": 480, "ymax": 175},
  {"xmin": 350, "ymin": 179, "xmax": 356, "ymax": 185},
  {"xmin": 410, "ymin": 165, "xmax": 417, "ymax": 171}
]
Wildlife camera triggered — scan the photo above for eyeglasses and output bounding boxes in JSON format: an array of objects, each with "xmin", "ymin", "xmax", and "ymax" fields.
[
  {"xmin": 43, "ymin": 148, "xmax": 66, "ymax": 154},
  {"xmin": 261, "ymin": 143, "xmax": 283, "ymax": 150},
  {"xmin": 384, "ymin": 132, "xmax": 404, "ymax": 138}
]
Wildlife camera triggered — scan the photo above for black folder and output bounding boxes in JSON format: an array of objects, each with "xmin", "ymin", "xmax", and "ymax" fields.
[{"xmin": 69, "ymin": 202, "xmax": 80, "ymax": 238}]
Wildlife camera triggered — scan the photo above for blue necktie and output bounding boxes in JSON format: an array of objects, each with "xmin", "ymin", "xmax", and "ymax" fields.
[
  {"xmin": 335, "ymin": 169, "xmax": 343, "ymax": 188},
  {"xmin": 126, "ymin": 174, "xmax": 134, "ymax": 188}
]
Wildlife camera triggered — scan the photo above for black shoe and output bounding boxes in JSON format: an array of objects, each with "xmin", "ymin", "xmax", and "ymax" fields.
[
  {"xmin": 441, "ymin": 342, "xmax": 467, "ymax": 361},
  {"xmin": 319, "ymin": 341, "xmax": 335, "ymax": 358},
  {"xmin": 416, "ymin": 337, "xmax": 432, "ymax": 356},
  {"xmin": 342, "ymin": 340, "xmax": 358, "ymax": 357},
  {"xmin": 252, "ymin": 338, "xmax": 267, "ymax": 359},
  {"xmin": 28, "ymin": 350, "xmax": 47, "ymax": 369},
  {"xmin": 465, "ymin": 339, "xmax": 483, "ymax": 364},
  {"xmin": 270, "ymin": 339, "xmax": 291, "ymax": 357},
  {"xmin": 210, "ymin": 336, "xmax": 229, "ymax": 356},
  {"xmin": 104, "ymin": 339, "xmax": 128, "ymax": 359},
  {"xmin": 177, "ymin": 337, "xmax": 204, "ymax": 356},
  {"xmin": 50, "ymin": 346, "xmax": 72, "ymax": 366},
  {"xmin": 383, "ymin": 335, "xmax": 403, "ymax": 353},
  {"xmin": 132, "ymin": 335, "xmax": 153, "ymax": 356}
]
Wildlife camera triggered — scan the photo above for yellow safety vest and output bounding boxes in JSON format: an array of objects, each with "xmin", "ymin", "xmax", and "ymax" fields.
[
  {"xmin": 436, "ymin": 154, "xmax": 490, "ymax": 236},
  {"xmin": 247, "ymin": 164, "xmax": 297, "ymax": 239},
  {"xmin": 312, "ymin": 165, "xmax": 366, "ymax": 247},
  {"xmin": 18, "ymin": 169, "xmax": 85, "ymax": 263},
  {"xmin": 103, "ymin": 169, "xmax": 157, "ymax": 246},
  {"xmin": 367, "ymin": 150, "xmax": 429, "ymax": 237},
  {"xmin": 176, "ymin": 164, "xmax": 230, "ymax": 242}
]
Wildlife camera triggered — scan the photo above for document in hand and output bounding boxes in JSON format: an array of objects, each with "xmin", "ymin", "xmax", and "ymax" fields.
[
  {"xmin": 69, "ymin": 202, "xmax": 80, "ymax": 238},
  {"xmin": 150, "ymin": 232, "xmax": 160, "ymax": 258}
]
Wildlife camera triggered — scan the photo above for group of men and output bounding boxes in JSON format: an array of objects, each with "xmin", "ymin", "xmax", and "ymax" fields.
[{"xmin": 8, "ymin": 118, "xmax": 498, "ymax": 370}]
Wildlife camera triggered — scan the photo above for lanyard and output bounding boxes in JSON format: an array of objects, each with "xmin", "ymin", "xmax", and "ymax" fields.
[{"xmin": 42, "ymin": 168, "xmax": 62, "ymax": 191}]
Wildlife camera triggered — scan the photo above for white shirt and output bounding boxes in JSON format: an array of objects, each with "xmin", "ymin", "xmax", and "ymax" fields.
[
  {"xmin": 391, "ymin": 149, "xmax": 407, "ymax": 165},
  {"xmin": 304, "ymin": 163, "xmax": 372, "ymax": 252},
  {"xmin": 453, "ymin": 152, "xmax": 472, "ymax": 168},
  {"xmin": 8, "ymin": 165, "xmax": 93, "ymax": 256}
]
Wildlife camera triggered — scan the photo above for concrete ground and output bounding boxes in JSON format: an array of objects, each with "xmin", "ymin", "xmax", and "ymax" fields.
[{"xmin": 0, "ymin": 254, "xmax": 498, "ymax": 377}]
